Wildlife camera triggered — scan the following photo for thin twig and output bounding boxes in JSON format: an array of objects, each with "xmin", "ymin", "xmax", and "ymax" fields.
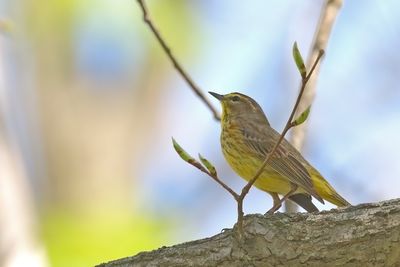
[
  {"xmin": 172, "ymin": 139, "xmax": 239, "ymax": 199},
  {"xmin": 285, "ymin": 0, "xmax": 342, "ymax": 213},
  {"xmin": 290, "ymin": 0, "xmax": 343, "ymax": 150},
  {"xmin": 136, "ymin": 0, "xmax": 221, "ymax": 121},
  {"xmin": 196, "ymin": 167, "xmax": 239, "ymax": 200},
  {"xmin": 235, "ymin": 50, "xmax": 325, "ymax": 232}
]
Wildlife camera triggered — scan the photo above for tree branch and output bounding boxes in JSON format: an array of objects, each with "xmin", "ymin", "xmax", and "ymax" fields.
[
  {"xmin": 290, "ymin": 0, "xmax": 343, "ymax": 150},
  {"xmin": 286, "ymin": 0, "xmax": 343, "ymax": 213},
  {"xmin": 97, "ymin": 198, "xmax": 400, "ymax": 266},
  {"xmin": 136, "ymin": 0, "xmax": 221, "ymax": 121}
]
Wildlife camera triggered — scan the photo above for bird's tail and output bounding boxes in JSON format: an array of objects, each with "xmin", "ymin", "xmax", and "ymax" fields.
[
  {"xmin": 289, "ymin": 193, "xmax": 319, "ymax": 212},
  {"xmin": 309, "ymin": 168, "xmax": 351, "ymax": 207}
]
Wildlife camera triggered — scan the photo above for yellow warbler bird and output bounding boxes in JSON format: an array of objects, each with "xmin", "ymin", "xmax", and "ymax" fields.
[{"xmin": 209, "ymin": 91, "xmax": 350, "ymax": 213}]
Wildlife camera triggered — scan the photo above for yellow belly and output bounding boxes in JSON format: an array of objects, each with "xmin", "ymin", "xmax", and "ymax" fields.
[
  {"xmin": 222, "ymin": 145, "xmax": 298, "ymax": 195},
  {"xmin": 222, "ymin": 137, "xmax": 349, "ymax": 207}
]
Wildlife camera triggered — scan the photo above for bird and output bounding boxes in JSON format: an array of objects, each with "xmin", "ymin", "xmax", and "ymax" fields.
[{"xmin": 209, "ymin": 91, "xmax": 350, "ymax": 213}]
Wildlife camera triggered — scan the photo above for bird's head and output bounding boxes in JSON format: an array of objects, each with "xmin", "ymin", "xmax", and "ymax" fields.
[{"xmin": 209, "ymin": 92, "xmax": 269, "ymax": 124}]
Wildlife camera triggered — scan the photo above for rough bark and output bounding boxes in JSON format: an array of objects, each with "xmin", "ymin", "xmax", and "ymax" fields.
[{"xmin": 98, "ymin": 199, "xmax": 400, "ymax": 267}]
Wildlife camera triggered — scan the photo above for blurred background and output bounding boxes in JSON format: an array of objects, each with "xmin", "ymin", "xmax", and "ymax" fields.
[{"xmin": 0, "ymin": 0, "xmax": 399, "ymax": 266}]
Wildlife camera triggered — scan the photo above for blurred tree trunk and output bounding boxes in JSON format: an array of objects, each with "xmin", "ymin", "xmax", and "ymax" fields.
[
  {"xmin": 286, "ymin": 0, "xmax": 343, "ymax": 213},
  {"xmin": 0, "ymin": 43, "xmax": 47, "ymax": 267},
  {"xmin": 22, "ymin": 0, "xmax": 136, "ymax": 211},
  {"xmin": 98, "ymin": 199, "xmax": 400, "ymax": 267},
  {"xmin": 21, "ymin": 0, "xmax": 197, "ymax": 213},
  {"xmin": 0, "ymin": 133, "xmax": 48, "ymax": 267}
]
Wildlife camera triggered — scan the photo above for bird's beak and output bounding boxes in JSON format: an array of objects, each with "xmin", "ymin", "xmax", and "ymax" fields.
[{"xmin": 209, "ymin": 91, "xmax": 224, "ymax": 101}]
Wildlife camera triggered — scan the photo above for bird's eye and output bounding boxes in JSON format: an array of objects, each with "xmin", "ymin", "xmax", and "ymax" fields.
[{"xmin": 231, "ymin": 96, "xmax": 240, "ymax": 102}]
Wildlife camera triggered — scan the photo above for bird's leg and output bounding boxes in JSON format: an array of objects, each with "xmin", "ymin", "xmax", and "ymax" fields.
[
  {"xmin": 266, "ymin": 184, "xmax": 298, "ymax": 214},
  {"xmin": 268, "ymin": 192, "xmax": 282, "ymax": 212}
]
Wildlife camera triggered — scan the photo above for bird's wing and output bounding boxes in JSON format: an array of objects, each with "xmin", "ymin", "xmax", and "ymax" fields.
[{"xmin": 241, "ymin": 126, "xmax": 324, "ymax": 203}]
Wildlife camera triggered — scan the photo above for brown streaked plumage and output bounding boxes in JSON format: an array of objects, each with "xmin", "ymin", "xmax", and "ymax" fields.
[{"xmin": 210, "ymin": 91, "xmax": 350, "ymax": 213}]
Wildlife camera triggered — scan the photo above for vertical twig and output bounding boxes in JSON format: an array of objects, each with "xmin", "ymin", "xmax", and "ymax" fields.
[
  {"xmin": 290, "ymin": 0, "xmax": 343, "ymax": 150},
  {"xmin": 235, "ymin": 51, "xmax": 325, "ymax": 234},
  {"xmin": 286, "ymin": 0, "xmax": 343, "ymax": 212}
]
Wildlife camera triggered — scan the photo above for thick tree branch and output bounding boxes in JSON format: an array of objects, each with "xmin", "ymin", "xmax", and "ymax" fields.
[{"xmin": 98, "ymin": 198, "xmax": 400, "ymax": 267}]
